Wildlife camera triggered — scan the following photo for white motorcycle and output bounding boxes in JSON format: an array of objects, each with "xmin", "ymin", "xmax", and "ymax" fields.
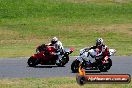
[{"xmin": 71, "ymin": 48, "xmax": 116, "ymax": 73}]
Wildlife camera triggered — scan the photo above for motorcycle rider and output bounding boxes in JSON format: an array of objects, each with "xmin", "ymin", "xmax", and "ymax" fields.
[
  {"xmin": 91, "ymin": 38, "xmax": 109, "ymax": 63},
  {"xmin": 48, "ymin": 37, "xmax": 64, "ymax": 64},
  {"xmin": 82, "ymin": 38, "xmax": 110, "ymax": 63}
]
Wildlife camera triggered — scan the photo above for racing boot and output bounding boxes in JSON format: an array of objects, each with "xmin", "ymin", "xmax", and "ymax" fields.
[{"xmin": 56, "ymin": 55, "xmax": 62, "ymax": 64}]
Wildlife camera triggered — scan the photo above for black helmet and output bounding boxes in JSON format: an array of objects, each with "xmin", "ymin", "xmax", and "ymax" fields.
[{"xmin": 96, "ymin": 38, "xmax": 103, "ymax": 46}]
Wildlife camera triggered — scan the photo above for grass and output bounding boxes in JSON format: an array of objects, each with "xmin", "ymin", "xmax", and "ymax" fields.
[
  {"xmin": 0, "ymin": 77, "xmax": 131, "ymax": 88},
  {"xmin": 0, "ymin": 0, "xmax": 132, "ymax": 57},
  {"xmin": 0, "ymin": 1, "xmax": 132, "ymax": 87}
]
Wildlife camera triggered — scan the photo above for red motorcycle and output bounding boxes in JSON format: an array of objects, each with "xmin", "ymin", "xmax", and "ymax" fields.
[{"xmin": 27, "ymin": 44, "xmax": 74, "ymax": 67}]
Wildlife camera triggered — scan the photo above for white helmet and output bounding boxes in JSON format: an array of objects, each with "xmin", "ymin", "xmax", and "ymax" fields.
[
  {"xmin": 96, "ymin": 38, "xmax": 103, "ymax": 46},
  {"xmin": 51, "ymin": 37, "xmax": 58, "ymax": 44}
]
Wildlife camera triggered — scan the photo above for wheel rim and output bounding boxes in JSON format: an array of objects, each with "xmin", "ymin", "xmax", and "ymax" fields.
[
  {"xmin": 29, "ymin": 60, "xmax": 33, "ymax": 65},
  {"xmin": 99, "ymin": 61, "xmax": 111, "ymax": 71},
  {"xmin": 74, "ymin": 64, "xmax": 77, "ymax": 71}
]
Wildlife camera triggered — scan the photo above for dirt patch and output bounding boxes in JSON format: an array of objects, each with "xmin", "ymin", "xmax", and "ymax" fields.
[
  {"xmin": 0, "ymin": 79, "xmax": 20, "ymax": 85},
  {"xmin": 63, "ymin": 0, "xmax": 131, "ymax": 3},
  {"xmin": 100, "ymin": 24, "xmax": 132, "ymax": 35},
  {"xmin": 0, "ymin": 28, "xmax": 19, "ymax": 36},
  {"xmin": 113, "ymin": 0, "xmax": 132, "ymax": 3},
  {"xmin": 56, "ymin": 23, "xmax": 132, "ymax": 35}
]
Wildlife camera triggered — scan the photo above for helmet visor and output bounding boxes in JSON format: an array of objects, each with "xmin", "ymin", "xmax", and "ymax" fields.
[
  {"xmin": 96, "ymin": 42, "xmax": 102, "ymax": 46},
  {"xmin": 51, "ymin": 40, "xmax": 56, "ymax": 44}
]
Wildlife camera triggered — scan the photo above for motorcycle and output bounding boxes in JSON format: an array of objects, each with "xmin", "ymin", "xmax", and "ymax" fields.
[
  {"xmin": 71, "ymin": 48, "xmax": 116, "ymax": 73},
  {"xmin": 27, "ymin": 44, "xmax": 74, "ymax": 67}
]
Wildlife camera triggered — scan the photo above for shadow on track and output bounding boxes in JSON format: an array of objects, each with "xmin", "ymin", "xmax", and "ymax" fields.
[
  {"xmin": 71, "ymin": 70, "xmax": 101, "ymax": 73},
  {"xmin": 85, "ymin": 70, "xmax": 101, "ymax": 73},
  {"xmin": 27, "ymin": 65, "xmax": 65, "ymax": 68}
]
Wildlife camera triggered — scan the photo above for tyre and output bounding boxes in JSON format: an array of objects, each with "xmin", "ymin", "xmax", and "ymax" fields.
[
  {"xmin": 105, "ymin": 58, "xmax": 112, "ymax": 70},
  {"xmin": 56, "ymin": 61, "xmax": 65, "ymax": 67},
  {"xmin": 71, "ymin": 60, "xmax": 80, "ymax": 73},
  {"xmin": 56, "ymin": 56, "xmax": 68, "ymax": 67},
  {"xmin": 98, "ymin": 58, "xmax": 112, "ymax": 72},
  {"xmin": 27, "ymin": 57, "xmax": 37, "ymax": 67}
]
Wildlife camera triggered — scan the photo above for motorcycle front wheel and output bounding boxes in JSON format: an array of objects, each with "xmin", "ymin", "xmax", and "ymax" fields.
[
  {"xmin": 27, "ymin": 57, "xmax": 37, "ymax": 67},
  {"xmin": 98, "ymin": 58, "xmax": 112, "ymax": 72},
  {"xmin": 71, "ymin": 60, "xmax": 80, "ymax": 73},
  {"xmin": 56, "ymin": 56, "xmax": 69, "ymax": 67}
]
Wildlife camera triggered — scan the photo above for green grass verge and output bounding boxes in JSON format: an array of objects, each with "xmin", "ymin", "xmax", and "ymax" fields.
[
  {"xmin": 0, "ymin": 77, "xmax": 131, "ymax": 88},
  {"xmin": 0, "ymin": 0, "xmax": 132, "ymax": 57}
]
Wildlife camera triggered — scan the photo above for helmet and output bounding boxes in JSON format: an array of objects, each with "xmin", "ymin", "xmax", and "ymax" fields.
[
  {"xmin": 96, "ymin": 38, "xmax": 103, "ymax": 46},
  {"xmin": 51, "ymin": 37, "xmax": 58, "ymax": 44}
]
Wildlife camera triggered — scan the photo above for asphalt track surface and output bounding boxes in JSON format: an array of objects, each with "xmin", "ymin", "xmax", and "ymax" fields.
[{"xmin": 0, "ymin": 56, "xmax": 131, "ymax": 78}]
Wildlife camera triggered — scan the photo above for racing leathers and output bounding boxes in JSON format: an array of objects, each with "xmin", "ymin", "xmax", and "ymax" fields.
[
  {"xmin": 48, "ymin": 41, "xmax": 64, "ymax": 64},
  {"xmin": 90, "ymin": 44, "xmax": 109, "ymax": 59},
  {"xmin": 78, "ymin": 44, "xmax": 110, "ymax": 64}
]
